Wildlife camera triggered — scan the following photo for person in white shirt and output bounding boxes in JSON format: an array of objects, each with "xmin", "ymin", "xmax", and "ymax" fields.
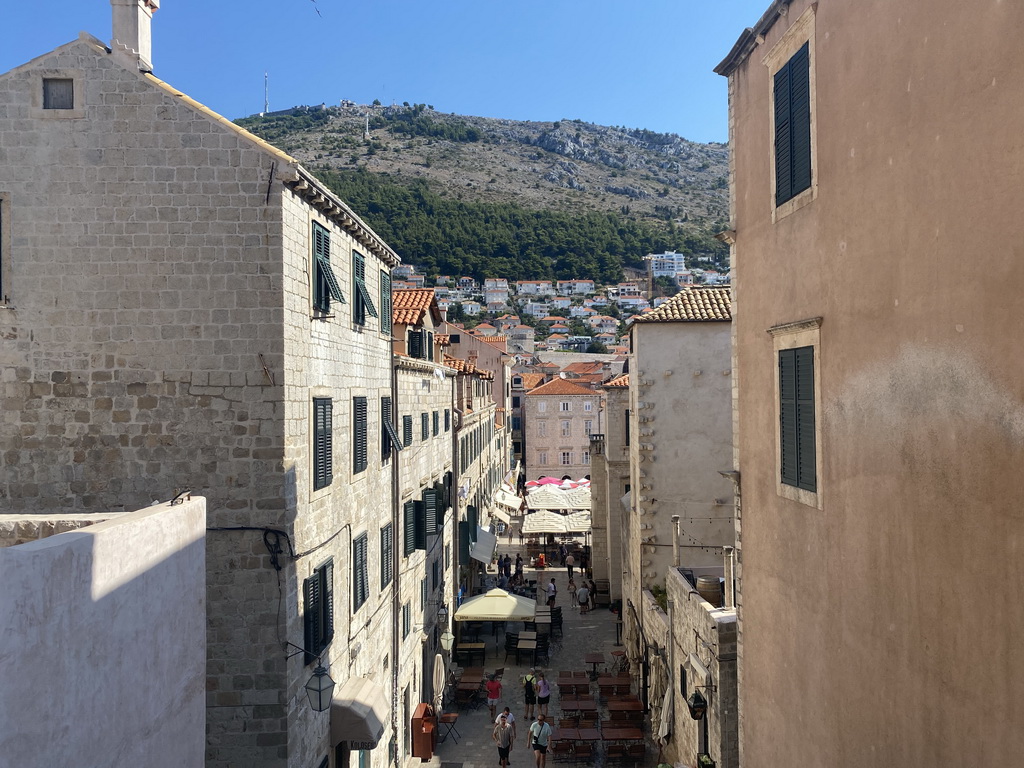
[
  {"xmin": 495, "ymin": 706, "xmax": 517, "ymax": 739},
  {"xmin": 546, "ymin": 578, "xmax": 557, "ymax": 607}
]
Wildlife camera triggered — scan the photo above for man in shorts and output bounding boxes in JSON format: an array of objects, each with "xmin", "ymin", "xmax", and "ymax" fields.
[
  {"xmin": 486, "ymin": 674, "xmax": 503, "ymax": 719},
  {"xmin": 528, "ymin": 713, "xmax": 554, "ymax": 768},
  {"xmin": 522, "ymin": 668, "xmax": 537, "ymax": 719},
  {"xmin": 495, "ymin": 706, "xmax": 518, "ymax": 740},
  {"xmin": 493, "ymin": 713, "xmax": 515, "ymax": 768},
  {"xmin": 576, "ymin": 583, "xmax": 590, "ymax": 614}
]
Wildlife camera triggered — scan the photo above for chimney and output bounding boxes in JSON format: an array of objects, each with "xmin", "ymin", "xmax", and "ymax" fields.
[{"xmin": 111, "ymin": 0, "xmax": 160, "ymax": 71}]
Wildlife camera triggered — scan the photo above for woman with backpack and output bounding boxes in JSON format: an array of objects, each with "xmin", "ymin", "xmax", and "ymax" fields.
[{"xmin": 522, "ymin": 668, "xmax": 537, "ymax": 720}]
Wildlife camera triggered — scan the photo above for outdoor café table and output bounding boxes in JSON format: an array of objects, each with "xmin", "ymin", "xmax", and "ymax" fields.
[
  {"xmin": 607, "ymin": 700, "xmax": 644, "ymax": 712},
  {"xmin": 602, "ymin": 727, "xmax": 644, "ymax": 741},
  {"xmin": 597, "ymin": 676, "xmax": 631, "ymax": 686},
  {"xmin": 553, "ymin": 728, "xmax": 579, "ymax": 741},
  {"xmin": 560, "ymin": 697, "xmax": 578, "ymax": 711},
  {"xmin": 574, "ymin": 699, "xmax": 598, "ymax": 714},
  {"xmin": 460, "ymin": 672, "xmax": 483, "ymax": 684},
  {"xmin": 456, "ymin": 681, "xmax": 480, "ymax": 693},
  {"xmin": 438, "ymin": 712, "xmax": 461, "ymax": 744},
  {"xmin": 585, "ymin": 652, "xmax": 605, "ymax": 679},
  {"xmin": 456, "ymin": 643, "xmax": 486, "ymax": 666},
  {"xmin": 519, "ymin": 631, "xmax": 537, "ymax": 641},
  {"xmin": 575, "ymin": 728, "xmax": 601, "ymax": 742},
  {"xmin": 516, "ymin": 639, "xmax": 537, "ymax": 665},
  {"xmin": 463, "ymin": 667, "xmax": 485, "ymax": 677}
]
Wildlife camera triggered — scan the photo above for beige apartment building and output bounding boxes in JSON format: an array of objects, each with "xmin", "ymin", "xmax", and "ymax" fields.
[
  {"xmin": 588, "ymin": 373, "xmax": 630, "ymax": 599},
  {"xmin": 717, "ymin": 1, "xmax": 1024, "ymax": 766},
  {"xmin": 0, "ymin": 5, "xmax": 400, "ymax": 767},
  {"xmin": 522, "ymin": 378, "xmax": 601, "ymax": 481}
]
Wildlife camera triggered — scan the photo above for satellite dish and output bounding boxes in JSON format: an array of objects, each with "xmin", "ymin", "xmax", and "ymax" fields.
[{"xmin": 559, "ymin": 373, "xmax": 566, "ymax": 378}]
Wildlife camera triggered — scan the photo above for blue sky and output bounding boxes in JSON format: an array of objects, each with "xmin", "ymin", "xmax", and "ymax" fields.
[{"xmin": 0, "ymin": 0, "xmax": 769, "ymax": 143}]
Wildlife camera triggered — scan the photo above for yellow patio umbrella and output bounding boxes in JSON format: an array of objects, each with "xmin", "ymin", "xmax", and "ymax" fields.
[{"xmin": 453, "ymin": 588, "xmax": 537, "ymax": 622}]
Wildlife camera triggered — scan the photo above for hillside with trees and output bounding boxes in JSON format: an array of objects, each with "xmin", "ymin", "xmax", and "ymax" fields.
[{"xmin": 236, "ymin": 103, "xmax": 730, "ymax": 281}]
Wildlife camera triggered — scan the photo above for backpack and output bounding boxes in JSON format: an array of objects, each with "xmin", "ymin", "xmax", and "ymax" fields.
[{"xmin": 524, "ymin": 675, "xmax": 535, "ymax": 696}]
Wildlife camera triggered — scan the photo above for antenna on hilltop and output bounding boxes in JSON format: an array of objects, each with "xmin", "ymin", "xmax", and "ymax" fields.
[{"xmin": 264, "ymin": 72, "xmax": 269, "ymax": 115}]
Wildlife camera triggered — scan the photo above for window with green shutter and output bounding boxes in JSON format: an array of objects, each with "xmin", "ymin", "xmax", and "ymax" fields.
[
  {"xmin": 432, "ymin": 410, "xmax": 439, "ymax": 436},
  {"xmin": 380, "ymin": 523, "xmax": 393, "ymax": 588},
  {"xmin": 774, "ymin": 41, "xmax": 812, "ymax": 207},
  {"xmin": 403, "ymin": 500, "xmax": 416, "ymax": 557},
  {"xmin": 414, "ymin": 499, "xmax": 426, "ymax": 550},
  {"xmin": 303, "ymin": 558, "xmax": 334, "ymax": 665},
  {"xmin": 421, "ymin": 413, "xmax": 429, "ymax": 441},
  {"xmin": 353, "ymin": 397, "xmax": 368, "ymax": 474},
  {"xmin": 313, "ymin": 398, "xmax": 332, "ymax": 490},
  {"xmin": 423, "ymin": 487, "xmax": 439, "ymax": 536},
  {"xmin": 444, "ymin": 409, "xmax": 450, "ymax": 432},
  {"xmin": 403, "ymin": 415, "xmax": 413, "ymax": 447},
  {"xmin": 408, "ymin": 329, "xmax": 424, "ymax": 359},
  {"xmin": 467, "ymin": 505, "xmax": 478, "ymax": 541},
  {"xmin": 779, "ymin": 346, "xmax": 816, "ymax": 491},
  {"xmin": 312, "ymin": 222, "xmax": 344, "ymax": 313},
  {"xmin": 352, "ymin": 535, "xmax": 368, "ymax": 611},
  {"xmin": 353, "ymin": 251, "xmax": 378, "ymax": 325},
  {"xmin": 458, "ymin": 521, "xmax": 471, "ymax": 566},
  {"xmin": 402, "ymin": 602, "xmax": 411, "ymax": 638},
  {"xmin": 380, "ymin": 270, "xmax": 392, "ymax": 337}
]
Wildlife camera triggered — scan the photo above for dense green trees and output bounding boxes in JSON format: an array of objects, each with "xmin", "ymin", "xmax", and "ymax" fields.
[{"xmin": 316, "ymin": 168, "xmax": 725, "ymax": 283}]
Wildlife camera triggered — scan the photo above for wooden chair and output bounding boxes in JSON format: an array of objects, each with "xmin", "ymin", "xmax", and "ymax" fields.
[
  {"xmin": 551, "ymin": 741, "xmax": 574, "ymax": 762},
  {"xmin": 572, "ymin": 743, "xmax": 595, "ymax": 764},
  {"xmin": 578, "ymin": 716, "xmax": 599, "ymax": 729},
  {"xmin": 493, "ymin": 667, "xmax": 505, "ymax": 680},
  {"xmin": 626, "ymin": 743, "xmax": 646, "ymax": 765},
  {"xmin": 558, "ymin": 717, "xmax": 577, "ymax": 728},
  {"xmin": 455, "ymin": 688, "xmax": 477, "ymax": 711},
  {"xmin": 606, "ymin": 743, "xmax": 628, "ymax": 762}
]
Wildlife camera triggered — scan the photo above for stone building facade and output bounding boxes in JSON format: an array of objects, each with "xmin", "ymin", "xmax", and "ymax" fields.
[
  {"xmin": 522, "ymin": 378, "xmax": 602, "ymax": 481},
  {"xmin": 716, "ymin": 0, "xmax": 1024, "ymax": 765},
  {"xmin": 588, "ymin": 373, "xmax": 630, "ymax": 598},
  {"xmin": 0, "ymin": 11, "xmax": 398, "ymax": 767}
]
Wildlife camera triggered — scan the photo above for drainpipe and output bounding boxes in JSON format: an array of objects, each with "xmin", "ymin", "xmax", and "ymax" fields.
[
  {"xmin": 671, "ymin": 514, "xmax": 680, "ymax": 568},
  {"xmin": 390, "ymin": 355, "xmax": 401, "ymax": 759}
]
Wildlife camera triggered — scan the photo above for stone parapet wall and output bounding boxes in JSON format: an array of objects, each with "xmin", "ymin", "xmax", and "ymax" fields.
[{"xmin": 0, "ymin": 513, "xmax": 115, "ymax": 546}]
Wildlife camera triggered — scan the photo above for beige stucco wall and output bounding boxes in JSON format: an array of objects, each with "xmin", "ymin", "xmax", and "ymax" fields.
[
  {"xmin": 589, "ymin": 385, "xmax": 630, "ymax": 596},
  {"xmin": 0, "ymin": 498, "xmax": 206, "ymax": 766},
  {"xmin": 727, "ymin": 0, "xmax": 1024, "ymax": 765},
  {"xmin": 523, "ymin": 390, "xmax": 601, "ymax": 480}
]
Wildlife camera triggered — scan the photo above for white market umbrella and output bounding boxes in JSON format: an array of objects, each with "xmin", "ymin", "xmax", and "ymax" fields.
[
  {"xmin": 521, "ymin": 510, "xmax": 568, "ymax": 534},
  {"xmin": 657, "ymin": 682, "xmax": 673, "ymax": 744},
  {"xmin": 454, "ymin": 588, "xmax": 536, "ymax": 622},
  {"xmin": 432, "ymin": 653, "xmax": 446, "ymax": 714}
]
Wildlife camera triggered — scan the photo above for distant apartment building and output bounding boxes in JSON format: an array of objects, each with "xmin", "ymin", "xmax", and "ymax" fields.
[
  {"xmin": 522, "ymin": 379, "xmax": 601, "ymax": 481},
  {"xmin": 521, "ymin": 301, "xmax": 550, "ymax": 317},
  {"xmin": 506, "ymin": 325, "xmax": 536, "ymax": 356},
  {"xmin": 484, "ymin": 278, "xmax": 510, "ymax": 291},
  {"xmin": 551, "ymin": 296, "xmax": 572, "ymax": 310},
  {"xmin": 648, "ymin": 251, "xmax": 688, "ymax": 278},
  {"xmin": 461, "ymin": 300, "xmax": 482, "ymax": 315},
  {"xmin": 516, "ymin": 280, "xmax": 556, "ymax": 296},
  {"xmin": 557, "ymin": 279, "xmax": 596, "ymax": 295},
  {"xmin": 457, "ymin": 276, "xmax": 478, "ymax": 291}
]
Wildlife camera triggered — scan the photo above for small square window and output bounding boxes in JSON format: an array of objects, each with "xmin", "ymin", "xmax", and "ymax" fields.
[{"xmin": 43, "ymin": 78, "xmax": 74, "ymax": 110}]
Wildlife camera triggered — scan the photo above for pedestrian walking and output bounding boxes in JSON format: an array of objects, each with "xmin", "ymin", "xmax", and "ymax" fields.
[
  {"xmin": 518, "ymin": 528, "xmax": 524, "ymax": 545},
  {"xmin": 508, "ymin": 525, "xmax": 515, "ymax": 544},
  {"xmin": 515, "ymin": 553, "xmax": 524, "ymax": 577},
  {"xmin": 529, "ymin": 713, "xmax": 554, "ymax": 768},
  {"xmin": 565, "ymin": 553, "xmax": 575, "ymax": 579},
  {"xmin": 546, "ymin": 578, "xmax": 557, "ymax": 608},
  {"xmin": 536, "ymin": 672, "xmax": 551, "ymax": 717},
  {"xmin": 504, "ymin": 553, "xmax": 512, "ymax": 579},
  {"xmin": 486, "ymin": 674, "xmax": 503, "ymax": 720},
  {"xmin": 558, "ymin": 543, "xmax": 568, "ymax": 566},
  {"xmin": 495, "ymin": 706, "xmax": 518, "ymax": 740},
  {"xmin": 567, "ymin": 577, "xmax": 578, "ymax": 609},
  {"xmin": 493, "ymin": 714, "xmax": 515, "ymax": 768},
  {"xmin": 522, "ymin": 668, "xmax": 537, "ymax": 719},
  {"xmin": 577, "ymin": 583, "xmax": 590, "ymax": 614}
]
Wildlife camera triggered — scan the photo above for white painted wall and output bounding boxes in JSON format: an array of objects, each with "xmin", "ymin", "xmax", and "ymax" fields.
[{"xmin": 0, "ymin": 497, "xmax": 206, "ymax": 766}]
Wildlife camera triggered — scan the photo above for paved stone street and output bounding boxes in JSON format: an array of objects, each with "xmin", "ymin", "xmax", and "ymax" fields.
[{"xmin": 423, "ymin": 545, "xmax": 661, "ymax": 768}]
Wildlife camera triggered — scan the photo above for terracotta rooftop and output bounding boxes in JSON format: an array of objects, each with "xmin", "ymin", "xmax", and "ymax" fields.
[
  {"xmin": 631, "ymin": 287, "xmax": 732, "ymax": 324},
  {"xmin": 605, "ymin": 374, "xmax": 630, "ymax": 388},
  {"xmin": 563, "ymin": 361, "xmax": 606, "ymax": 375},
  {"xmin": 515, "ymin": 373, "xmax": 547, "ymax": 390},
  {"xmin": 392, "ymin": 289, "xmax": 440, "ymax": 326},
  {"xmin": 443, "ymin": 354, "xmax": 494, "ymax": 380},
  {"xmin": 526, "ymin": 378, "xmax": 597, "ymax": 397}
]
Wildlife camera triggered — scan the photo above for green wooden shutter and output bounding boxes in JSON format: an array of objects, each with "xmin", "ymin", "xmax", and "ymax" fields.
[
  {"xmin": 789, "ymin": 43, "xmax": 812, "ymax": 199},
  {"xmin": 467, "ymin": 505, "xmax": 478, "ymax": 541},
  {"xmin": 459, "ymin": 521, "xmax": 471, "ymax": 565},
  {"xmin": 779, "ymin": 349, "xmax": 799, "ymax": 487},
  {"xmin": 795, "ymin": 346, "xmax": 816, "ymax": 491},
  {"xmin": 322, "ymin": 559, "xmax": 335, "ymax": 646},
  {"xmin": 775, "ymin": 42, "xmax": 811, "ymax": 206},
  {"xmin": 414, "ymin": 499, "xmax": 426, "ymax": 550},
  {"xmin": 381, "ymin": 396, "xmax": 392, "ymax": 460},
  {"xmin": 303, "ymin": 574, "xmax": 319, "ymax": 665},
  {"xmin": 353, "ymin": 535, "xmax": 368, "ymax": 610},
  {"xmin": 381, "ymin": 270, "xmax": 392, "ymax": 337},
  {"xmin": 381, "ymin": 524, "xmax": 393, "ymax": 588},
  {"xmin": 408, "ymin": 329, "xmax": 423, "ymax": 359},
  {"xmin": 433, "ymin": 410, "xmax": 439, "ymax": 436},
  {"xmin": 404, "ymin": 501, "xmax": 416, "ymax": 557},
  {"xmin": 403, "ymin": 415, "xmax": 413, "ymax": 446},
  {"xmin": 444, "ymin": 409, "xmax": 450, "ymax": 432},
  {"xmin": 423, "ymin": 488, "xmax": 439, "ymax": 536},
  {"xmin": 422, "ymin": 412, "xmax": 429, "ymax": 441},
  {"xmin": 353, "ymin": 397, "xmax": 368, "ymax": 473},
  {"xmin": 313, "ymin": 398, "xmax": 332, "ymax": 490}
]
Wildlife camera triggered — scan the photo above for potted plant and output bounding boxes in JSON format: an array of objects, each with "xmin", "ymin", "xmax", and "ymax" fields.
[{"xmin": 697, "ymin": 753, "xmax": 716, "ymax": 768}]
